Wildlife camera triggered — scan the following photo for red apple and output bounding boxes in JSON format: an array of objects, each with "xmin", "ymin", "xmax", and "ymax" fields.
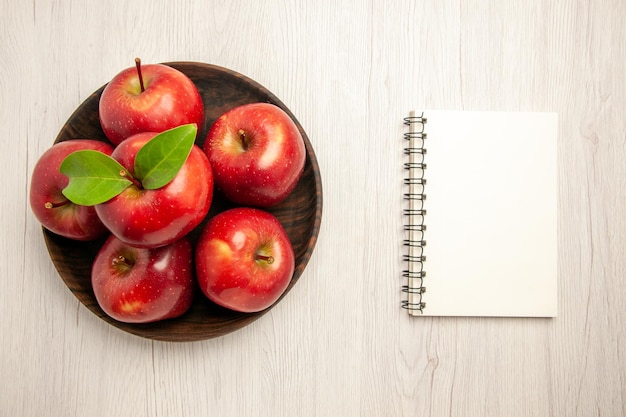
[
  {"xmin": 92, "ymin": 234, "xmax": 194, "ymax": 323},
  {"xmin": 30, "ymin": 139, "xmax": 114, "ymax": 241},
  {"xmin": 195, "ymin": 207, "xmax": 295, "ymax": 313},
  {"xmin": 204, "ymin": 102, "xmax": 305, "ymax": 207},
  {"xmin": 95, "ymin": 131, "xmax": 213, "ymax": 248},
  {"xmin": 99, "ymin": 59, "xmax": 204, "ymax": 145}
]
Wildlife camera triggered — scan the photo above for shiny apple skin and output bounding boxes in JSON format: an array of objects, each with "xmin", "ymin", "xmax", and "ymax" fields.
[
  {"xmin": 30, "ymin": 139, "xmax": 114, "ymax": 241},
  {"xmin": 204, "ymin": 102, "xmax": 305, "ymax": 207},
  {"xmin": 99, "ymin": 63, "xmax": 204, "ymax": 145},
  {"xmin": 94, "ymin": 132, "xmax": 213, "ymax": 249},
  {"xmin": 195, "ymin": 207, "xmax": 295, "ymax": 313},
  {"xmin": 91, "ymin": 234, "xmax": 194, "ymax": 323}
]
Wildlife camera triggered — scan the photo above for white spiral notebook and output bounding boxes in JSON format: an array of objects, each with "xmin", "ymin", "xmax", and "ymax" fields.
[{"xmin": 402, "ymin": 110, "xmax": 558, "ymax": 317}]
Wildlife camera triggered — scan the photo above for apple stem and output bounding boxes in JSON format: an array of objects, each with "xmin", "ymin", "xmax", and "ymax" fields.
[
  {"xmin": 44, "ymin": 200, "xmax": 69, "ymax": 209},
  {"xmin": 112, "ymin": 255, "xmax": 134, "ymax": 268},
  {"xmin": 135, "ymin": 57, "xmax": 145, "ymax": 93},
  {"xmin": 255, "ymin": 254, "xmax": 274, "ymax": 264},
  {"xmin": 119, "ymin": 170, "xmax": 142, "ymax": 189},
  {"xmin": 238, "ymin": 129, "xmax": 249, "ymax": 150}
]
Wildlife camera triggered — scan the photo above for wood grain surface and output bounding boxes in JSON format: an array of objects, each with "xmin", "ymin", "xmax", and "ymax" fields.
[{"xmin": 1, "ymin": 0, "xmax": 624, "ymax": 416}]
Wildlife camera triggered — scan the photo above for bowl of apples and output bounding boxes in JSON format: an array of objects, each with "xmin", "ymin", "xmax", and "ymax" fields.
[{"xmin": 30, "ymin": 61, "xmax": 322, "ymax": 342}]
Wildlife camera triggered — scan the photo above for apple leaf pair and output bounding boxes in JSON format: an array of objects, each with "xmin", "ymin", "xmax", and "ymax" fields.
[{"xmin": 60, "ymin": 124, "xmax": 197, "ymax": 206}]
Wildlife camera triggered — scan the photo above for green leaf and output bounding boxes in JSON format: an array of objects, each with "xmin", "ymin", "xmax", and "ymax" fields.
[
  {"xmin": 60, "ymin": 150, "xmax": 133, "ymax": 206},
  {"xmin": 134, "ymin": 124, "xmax": 197, "ymax": 190}
]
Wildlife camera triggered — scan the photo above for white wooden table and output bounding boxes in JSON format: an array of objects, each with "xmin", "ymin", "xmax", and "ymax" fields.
[{"xmin": 1, "ymin": 1, "xmax": 624, "ymax": 416}]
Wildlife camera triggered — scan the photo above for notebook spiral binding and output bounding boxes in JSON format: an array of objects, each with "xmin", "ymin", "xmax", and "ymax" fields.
[{"xmin": 402, "ymin": 112, "xmax": 427, "ymax": 313}]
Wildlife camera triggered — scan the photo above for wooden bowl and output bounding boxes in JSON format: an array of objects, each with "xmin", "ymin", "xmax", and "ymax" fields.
[{"xmin": 43, "ymin": 62, "xmax": 322, "ymax": 342}]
